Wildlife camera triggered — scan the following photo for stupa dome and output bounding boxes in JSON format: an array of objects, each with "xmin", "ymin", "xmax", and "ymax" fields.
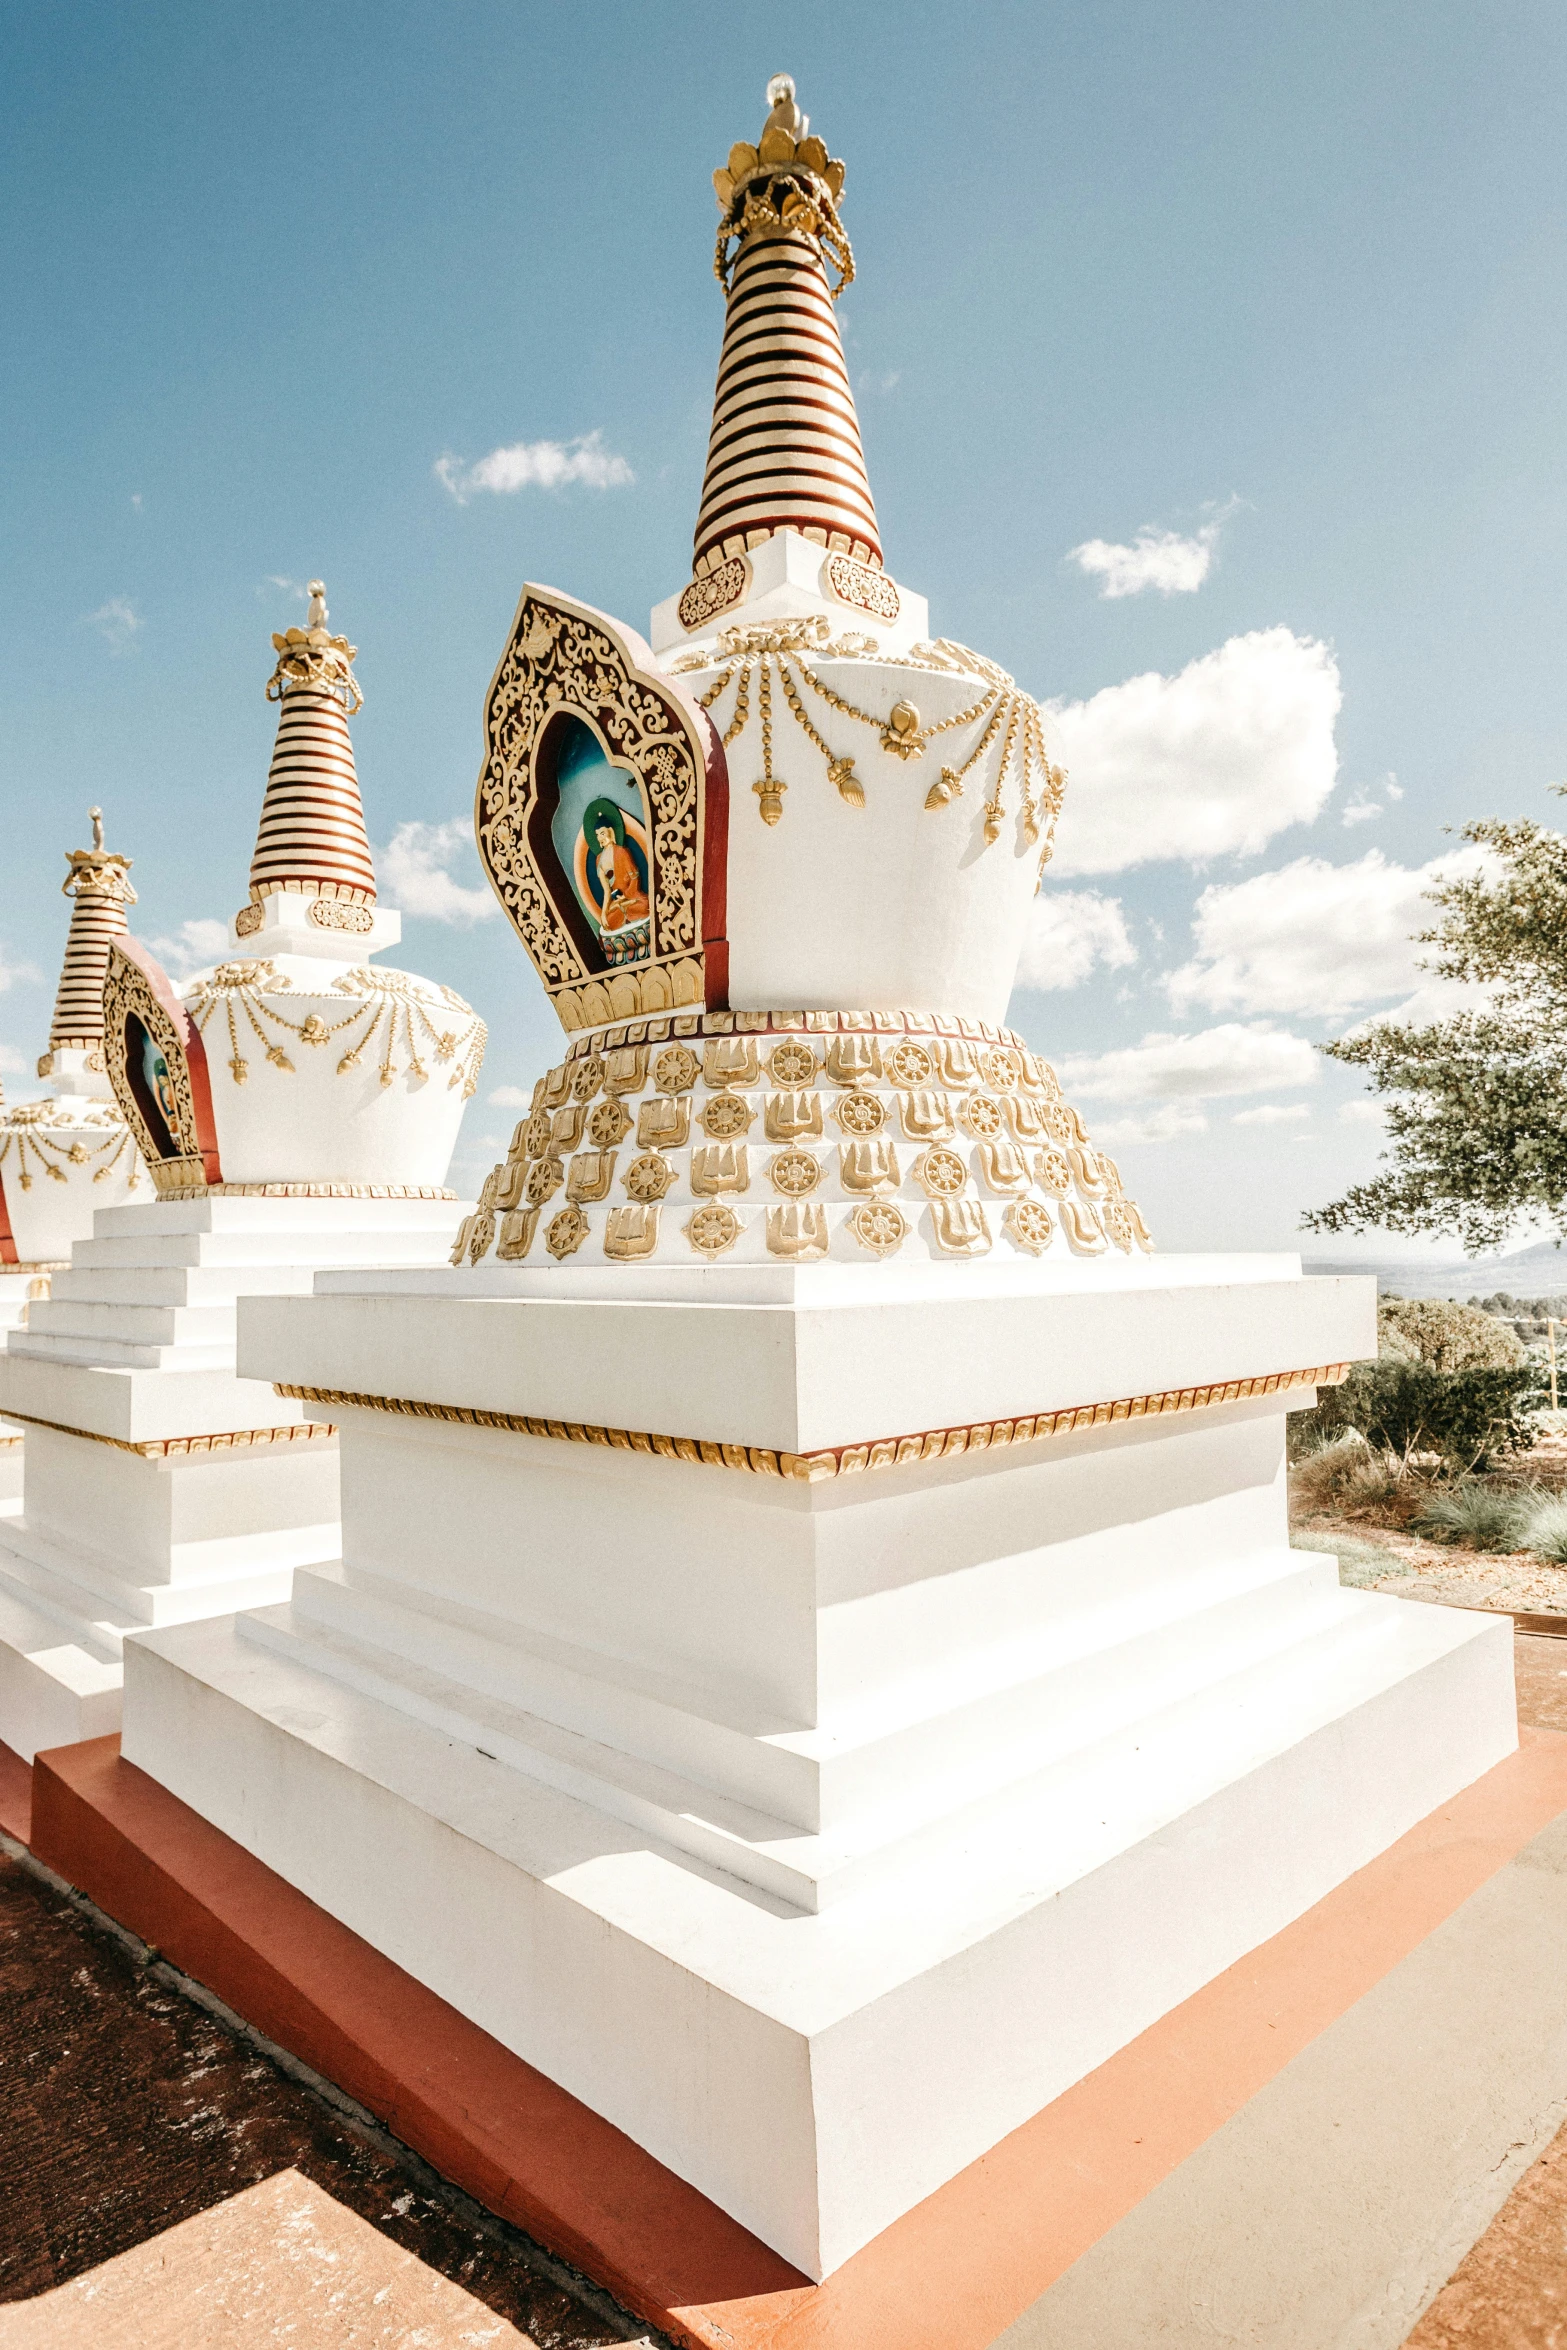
[
  {"xmin": 104, "ymin": 589, "xmax": 485, "ymax": 1196},
  {"xmin": 455, "ymin": 84, "xmax": 1150, "ymax": 1273},
  {"xmin": 0, "ymin": 810, "xmax": 143, "ymax": 1266}
]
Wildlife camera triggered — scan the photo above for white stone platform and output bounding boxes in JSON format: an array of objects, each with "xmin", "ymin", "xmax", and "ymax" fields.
[
  {"xmin": 117, "ymin": 1253, "xmax": 1519, "ymax": 2279},
  {"xmin": 0, "ymin": 1194, "xmax": 464, "ymax": 1761}
]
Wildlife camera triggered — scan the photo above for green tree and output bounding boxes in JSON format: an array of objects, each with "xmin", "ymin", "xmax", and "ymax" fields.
[{"xmin": 1305, "ymin": 805, "xmax": 1567, "ymax": 1253}]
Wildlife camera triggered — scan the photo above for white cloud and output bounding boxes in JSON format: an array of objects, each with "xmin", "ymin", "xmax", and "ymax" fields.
[
  {"xmin": 1047, "ymin": 630, "xmax": 1341, "ymax": 878},
  {"xmin": 147, "ymin": 917, "xmax": 230, "ymax": 988},
  {"xmin": 1061, "ymin": 1021, "xmax": 1319, "ymax": 1104},
  {"xmin": 1091, "ymin": 1103, "xmax": 1210, "ymax": 1147},
  {"xmin": 0, "ymin": 1043, "xmax": 25, "ymax": 1076},
  {"xmin": 0, "ymin": 946, "xmax": 41, "ymax": 994},
  {"xmin": 489, "ymin": 1085, "xmax": 530, "ymax": 1108},
  {"xmin": 1070, "ymin": 523, "xmax": 1219, "ymax": 599},
  {"xmin": 1164, "ymin": 846, "xmax": 1488, "ymax": 1020},
  {"xmin": 1339, "ymin": 1099, "xmax": 1386, "ymax": 1126},
  {"xmin": 87, "ymin": 597, "xmax": 141, "ymax": 652},
  {"xmin": 435, "ymin": 432, "xmax": 633, "ymax": 503},
  {"xmin": 1341, "ymin": 799, "xmax": 1382, "ymax": 826},
  {"xmin": 1014, "ymin": 889, "xmax": 1136, "ymax": 992},
  {"xmin": 378, "ymin": 819, "xmax": 497, "ymax": 924},
  {"xmin": 1233, "ymin": 1102, "xmax": 1310, "ymax": 1127}
]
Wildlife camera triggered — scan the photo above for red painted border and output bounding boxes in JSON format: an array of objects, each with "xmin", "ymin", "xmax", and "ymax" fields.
[
  {"xmin": 111, "ymin": 936, "xmax": 223, "ymax": 1186},
  {"xmin": 26, "ymin": 1728, "xmax": 1567, "ymax": 2350},
  {"xmin": 0, "ymin": 1736, "xmax": 31, "ymax": 1843},
  {"xmin": 0, "ymin": 1167, "xmax": 18, "ymax": 1267}
]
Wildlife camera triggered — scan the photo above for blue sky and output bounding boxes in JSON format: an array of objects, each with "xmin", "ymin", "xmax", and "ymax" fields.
[{"xmin": 4, "ymin": 1, "xmax": 1565, "ymax": 1254}]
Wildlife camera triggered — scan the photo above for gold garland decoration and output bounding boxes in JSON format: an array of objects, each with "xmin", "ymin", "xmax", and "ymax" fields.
[
  {"xmin": 0, "ymin": 1117, "xmax": 139, "ymax": 1193},
  {"xmin": 676, "ymin": 622, "xmax": 1066, "ymax": 867},
  {"xmin": 187, "ymin": 960, "xmax": 486, "ymax": 1098}
]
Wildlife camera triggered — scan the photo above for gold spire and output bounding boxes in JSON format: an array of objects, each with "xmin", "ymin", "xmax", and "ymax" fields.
[
  {"xmin": 43, "ymin": 805, "xmax": 136, "ymax": 1069},
  {"xmin": 693, "ymin": 77, "xmax": 881, "ymax": 579},
  {"xmin": 244, "ymin": 581, "xmax": 377, "ymax": 914}
]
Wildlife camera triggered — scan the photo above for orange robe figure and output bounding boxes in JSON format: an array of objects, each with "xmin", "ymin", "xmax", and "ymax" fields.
[{"xmin": 595, "ymin": 830, "xmax": 649, "ymax": 930}]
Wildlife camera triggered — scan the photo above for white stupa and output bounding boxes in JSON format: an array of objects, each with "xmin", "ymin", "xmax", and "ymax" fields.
[
  {"xmin": 0, "ymin": 590, "xmax": 481, "ymax": 1764},
  {"xmin": 0, "ymin": 811, "xmax": 145, "ymax": 1502},
  {"xmin": 112, "ymin": 87, "xmax": 1512, "ymax": 2298}
]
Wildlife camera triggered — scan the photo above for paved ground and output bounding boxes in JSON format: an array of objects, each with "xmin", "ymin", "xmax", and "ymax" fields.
[
  {"xmin": 0, "ymin": 1837, "xmax": 642, "ymax": 2347},
  {"xmin": 1400, "ymin": 1632, "xmax": 1567, "ymax": 2347},
  {"xmin": 6, "ymin": 1633, "xmax": 1567, "ymax": 2344}
]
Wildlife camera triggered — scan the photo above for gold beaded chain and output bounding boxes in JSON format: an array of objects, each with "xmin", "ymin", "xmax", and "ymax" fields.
[
  {"xmin": 688, "ymin": 631, "xmax": 1063, "ymax": 869},
  {"xmin": 0, "ymin": 1122, "xmax": 138, "ymax": 1191},
  {"xmin": 189, "ymin": 967, "xmax": 485, "ymax": 1097}
]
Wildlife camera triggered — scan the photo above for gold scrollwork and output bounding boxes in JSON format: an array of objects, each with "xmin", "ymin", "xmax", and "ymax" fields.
[{"xmin": 473, "ymin": 589, "xmax": 720, "ymax": 1036}]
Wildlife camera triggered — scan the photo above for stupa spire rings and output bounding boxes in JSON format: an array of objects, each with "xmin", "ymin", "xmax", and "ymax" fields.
[
  {"xmin": 248, "ymin": 581, "xmax": 377, "ymax": 914},
  {"xmin": 43, "ymin": 804, "xmax": 136, "ymax": 1067},
  {"xmin": 696, "ymin": 78, "xmax": 879, "ymax": 579}
]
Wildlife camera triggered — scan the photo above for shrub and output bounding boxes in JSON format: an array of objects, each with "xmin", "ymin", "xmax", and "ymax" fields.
[
  {"xmin": 1412, "ymin": 1482, "xmax": 1526, "ymax": 1551},
  {"xmin": 1521, "ymin": 1497, "xmax": 1567, "ymax": 1564},
  {"xmin": 1301, "ymin": 1359, "xmax": 1541, "ymax": 1470},
  {"xmin": 1378, "ymin": 1297, "xmax": 1526, "ymax": 1372}
]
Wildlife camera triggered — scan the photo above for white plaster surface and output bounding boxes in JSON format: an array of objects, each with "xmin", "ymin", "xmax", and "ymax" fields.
[
  {"xmin": 176, "ymin": 949, "xmax": 479, "ymax": 1189},
  {"xmin": 121, "ymin": 1258, "xmax": 1518, "ymax": 2275}
]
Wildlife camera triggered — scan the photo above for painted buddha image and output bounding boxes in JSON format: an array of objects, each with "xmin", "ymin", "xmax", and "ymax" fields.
[
  {"xmin": 548, "ymin": 716, "xmax": 654, "ymax": 970},
  {"xmin": 585, "ymin": 798, "xmax": 650, "ymax": 933}
]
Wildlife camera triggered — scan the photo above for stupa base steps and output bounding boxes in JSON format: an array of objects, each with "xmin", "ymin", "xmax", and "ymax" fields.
[
  {"xmin": 245, "ymin": 1543, "xmax": 1469, "ymax": 1914},
  {"xmin": 123, "ymin": 1583, "xmax": 1513, "ymax": 2281},
  {"xmin": 0, "ymin": 1428, "xmax": 339, "ymax": 1761}
]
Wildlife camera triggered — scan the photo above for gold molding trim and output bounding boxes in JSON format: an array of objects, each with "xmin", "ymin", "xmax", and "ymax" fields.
[
  {"xmin": 1, "ymin": 1410, "xmax": 337, "ymax": 1460},
  {"xmin": 273, "ymin": 1365, "xmax": 1349, "ymax": 1485},
  {"xmin": 152, "ymin": 1183, "xmax": 458, "ymax": 1201}
]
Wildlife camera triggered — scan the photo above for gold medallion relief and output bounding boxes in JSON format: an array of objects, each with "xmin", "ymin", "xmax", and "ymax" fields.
[
  {"xmin": 686, "ymin": 1202, "xmax": 741, "ymax": 1256},
  {"xmin": 769, "ymin": 1148, "xmax": 822, "ymax": 1197}
]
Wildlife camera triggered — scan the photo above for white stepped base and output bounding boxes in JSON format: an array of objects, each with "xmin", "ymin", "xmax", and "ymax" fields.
[
  {"xmin": 0, "ymin": 1194, "xmax": 465, "ymax": 1760},
  {"xmin": 126, "ymin": 1592, "xmax": 1515, "ymax": 2281}
]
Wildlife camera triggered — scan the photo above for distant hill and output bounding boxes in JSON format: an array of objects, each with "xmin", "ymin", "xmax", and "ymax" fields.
[{"xmin": 1304, "ymin": 1239, "xmax": 1567, "ymax": 1300}]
